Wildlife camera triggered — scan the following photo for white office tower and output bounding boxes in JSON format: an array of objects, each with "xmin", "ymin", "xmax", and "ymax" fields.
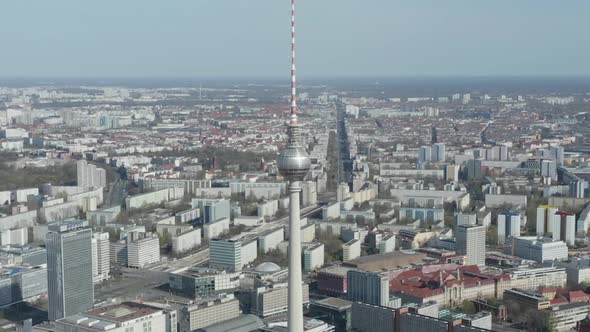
[
  {"xmin": 497, "ymin": 211, "xmax": 521, "ymax": 244},
  {"xmin": 553, "ymin": 211, "xmax": 576, "ymax": 246},
  {"xmin": 537, "ymin": 205, "xmax": 558, "ymax": 236},
  {"xmin": 432, "ymin": 143, "xmax": 446, "ymax": 162},
  {"xmin": 91, "ymin": 232, "xmax": 110, "ymax": 283},
  {"xmin": 209, "ymin": 239, "xmax": 242, "ymax": 272},
  {"xmin": 418, "ymin": 146, "xmax": 432, "ymax": 163},
  {"xmin": 46, "ymin": 220, "xmax": 94, "ymax": 321},
  {"xmin": 77, "ymin": 159, "xmax": 107, "ymax": 188},
  {"xmin": 456, "ymin": 224, "xmax": 486, "ymax": 266},
  {"xmin": 275, "ymin": 0, "xmax": 311, "ymax": 329}
]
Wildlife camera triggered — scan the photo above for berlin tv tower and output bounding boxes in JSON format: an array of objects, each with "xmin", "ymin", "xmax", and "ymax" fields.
[{"xmin": 276, "ymin": 0, "xmax": 310, "ymax": 331}]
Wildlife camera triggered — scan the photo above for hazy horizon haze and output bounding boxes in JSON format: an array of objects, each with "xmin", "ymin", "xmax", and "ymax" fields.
[{"xmin": 1, "ymin": 0, "xmax": 589, "ymax": 78}]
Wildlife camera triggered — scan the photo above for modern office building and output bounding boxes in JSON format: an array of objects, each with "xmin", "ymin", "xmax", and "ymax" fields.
[
  {"xmin": 91, "ymin": 232, "xmax": 110, "ymax": 283},
  {"xmin": 309, "ymin": 298, "xmax": 352, "ymax": 332},
  {"xmin": 455, "ymin": 224, "xmax": 486, "ymax": 266},
  {"xmin": 347, "ymin": 270, "xmax": 389, "ymax": 307},
  {"xmin": 46, "ymin": 220, "xmax": 94, "ymax": 321},
  {"xmin": 350, "ymin": 301, "xmax": 395, "ymax": 332},
  {"xmin": 191, "ymin": 198, "xmax": 230, "ymax": 224},
  {"xmin": 169, "ymin": 267, "xmax": 241, "ymax": 298},
  {"xmin": 0, "ymin": 265, "xmax": 47, "ymax": 307},
  {"xmin": 505, "ymin": 236, "xmax": 568, "ymax": 263},
  {"xmin": 210, "ymin": 239, "xmax": 242, "ymax": 272},
  {"xmin": 553, "ymin": 211, "xmax": 576, "ymax": 246},
  {"xmin": 497, "ymin": 211, "xmax": 521, "ymax": 244}
]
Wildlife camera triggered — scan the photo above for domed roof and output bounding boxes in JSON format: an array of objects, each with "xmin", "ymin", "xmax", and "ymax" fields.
[{"xmin": 255, "ymin": 262, "xmax": 281, "ymax": 273}]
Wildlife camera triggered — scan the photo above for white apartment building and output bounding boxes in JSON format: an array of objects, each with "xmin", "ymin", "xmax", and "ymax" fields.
[
  {"xmin": 343, "ymin": 239, "xmax": 361, "ymax": 261},
  {"xmin": 303, "ymin": 243, "xmax": 324, "ymax": 272},
  {"xmin": 127, "ymin": 235, "xmax": 160, "ymax": 268},
  {"xmin": 505, "ymin": 236, "xmax": 568, "ymax": 263},
  {"xmin": 91, "ymin": 232, "xmax": 110, "ymax": 283},
  {"xmin": 258, "ymin": 227, "xmax": 284, "ymax": 253}
]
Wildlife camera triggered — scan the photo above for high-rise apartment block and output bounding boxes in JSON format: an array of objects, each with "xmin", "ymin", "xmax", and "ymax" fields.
[
  {"xmin": 46, "ymin": 220, "xmax": 94, "ymax": 321},
  {"xmin": 77, "ymin": 160, "xmax": 107, "ymax": 188},
  {"xmin": 455, "ymin": 224, "xmax": 485, "ymax": 266},
  {"xmin": 536, "ymin": 205, "xmax": 558, "ymax": 236},
  {"xmin": 91, "ymin": 232, "xmax": 110, "ymax": 283},
  {"xmin": 553, "ymin": 211, "xmax": 576, "ymax": 246},
  {"xmin": 497, "ymin": 211, "xmax": 521, "ymax": 244}
]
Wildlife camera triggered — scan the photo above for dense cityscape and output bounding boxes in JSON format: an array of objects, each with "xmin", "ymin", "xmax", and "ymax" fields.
[{"xmin": 1, "ymin": 1, "xmax": 590, "ymax": 332}]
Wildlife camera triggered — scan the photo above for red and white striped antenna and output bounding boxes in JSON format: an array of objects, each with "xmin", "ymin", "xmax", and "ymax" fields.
[{"xmin": 290, "ymin": 0, "xmax": 298, "ymax": 126}]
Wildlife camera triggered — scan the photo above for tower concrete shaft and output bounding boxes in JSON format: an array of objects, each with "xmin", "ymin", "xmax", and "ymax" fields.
[{"xmin": 287, "ymin": 182, "xmax": 303, "ymax": 332}]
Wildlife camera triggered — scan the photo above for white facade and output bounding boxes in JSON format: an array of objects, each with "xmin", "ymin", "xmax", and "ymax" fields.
[
  {"xmin": 233, "ymin": 216, "xmax": 263, "ymax": 227},
  {"xmin": 91, "ymin": 232, "xmax": 110, "ymax": 283},
  {"xmin": 172, "ymin": 228, "xmax": 201, "ymax": 254},
  {"xmin": 303, "ymin": 243, "xmax": 324, "ymax": 271},
  {"xmin": 55, "ymin": 302, "xmax": 167, "ymax": 332},
  {"xmin": 76, "ymin": 160, "xmax": 107, "ymax": 188},
  {"xmin": 509, "ymin": 266, "xmax": 567, "ymax": 290},
  {"xmin": 257, "ymin": 200, "xmax": 279, "ymax": 218},
  {"xmin": 203, "ymin": 217, "xmax": 230, "ymax": 239},
  {"xmin": 456, "ymin": 224, "xmax": 486, "ymax": 266},
  {"xmin": 506, "ymin": 236, "xmax": 568, "ymax": 263},
  {"xmin": 0, "ymin": 227, "xmax": 27, "ymax": 246},
  {"xmin": 258, "ymin": 227, "xmax": 284, "ymax": 253},
  {"xmin": 553, "ymin": 213, "xmax": 576, "ymax": 246},
  {"xmin": 127, "ymin": 235, "xmax": 160, "ymax": 268},
  {"xmin": 241, "ymin": 239, "xmax": 258, "ymax": 268},
  {"xmin": 497, "ymin": 212, "xmax": 521, "ymax": 244},
  {"xmin": 378, "ymin": 235, "xmax": 396, "ymax": 254},
  {"xmin": 343, "ymin": 239, "xmax": 361, "ymax": 261},
  {"xmin": 537, "ymin": 205, "xmax": 558, "ymax": 235}
]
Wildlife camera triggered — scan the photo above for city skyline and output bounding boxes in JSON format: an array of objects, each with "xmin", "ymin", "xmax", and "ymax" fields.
[{"xmin": 1, "ymin": 0, "xmax": 589, "ymax": 78}]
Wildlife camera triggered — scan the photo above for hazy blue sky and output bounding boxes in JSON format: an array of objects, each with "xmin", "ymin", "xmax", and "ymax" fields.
[{"xmin": 0, "ymin": 0, "xmax": 588, "ymax": 78}]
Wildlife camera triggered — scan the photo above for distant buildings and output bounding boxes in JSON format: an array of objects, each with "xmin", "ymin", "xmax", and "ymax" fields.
[
  {"xmin": 455, "ymin": 224, "xmax": 486, "ymax": 266},
  {"xmin": 46, "ymin": 220, "xmax": 94, "ymax": 321},
  {"xmin": 76, "ymin": 159, "xmax": 106, "ymax": 188}
]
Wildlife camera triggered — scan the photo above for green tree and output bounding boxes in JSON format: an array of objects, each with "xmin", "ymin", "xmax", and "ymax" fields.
[{"xmin": 461, "ymin": 300, "xmax": 476, "ymax": 314}]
